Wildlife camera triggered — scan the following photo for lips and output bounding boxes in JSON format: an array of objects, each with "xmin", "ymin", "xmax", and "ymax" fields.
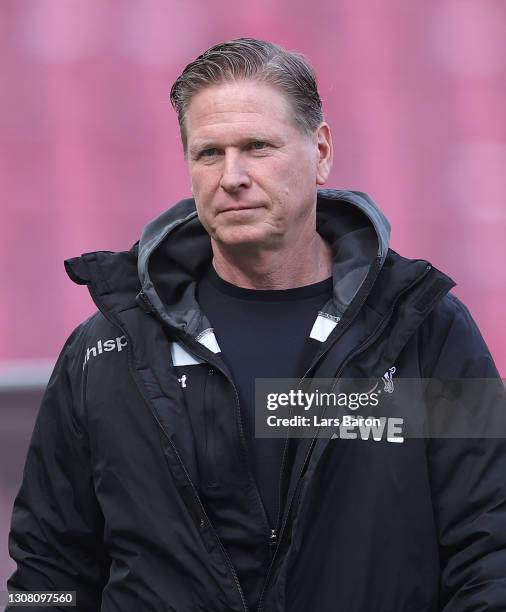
[{"xmin": 217, "ymin": 205, "xmax": 263, "ymax": 214}]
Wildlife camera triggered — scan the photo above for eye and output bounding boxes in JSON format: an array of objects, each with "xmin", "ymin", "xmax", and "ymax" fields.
[
  {"xmin": 199, "ymin": 148, "xmax": 219, "ymax": 158},
  {"xmin": 250, "ymin": 141, "xmax": 268, "ymax": 150}
]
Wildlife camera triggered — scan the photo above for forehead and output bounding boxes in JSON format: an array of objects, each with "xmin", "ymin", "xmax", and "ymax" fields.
[{"xmin": 184, "ymin": 80, "xmax": 299, "ymax": 144}]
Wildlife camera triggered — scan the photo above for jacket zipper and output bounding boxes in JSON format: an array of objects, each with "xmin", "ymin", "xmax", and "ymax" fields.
[
  {"xmin": 174, "ymin": 334, "xmax": 294, "ymax": 610},
  {"xmin": 87, "ymin": 289, "xmax": 250, "ymax": 612},
  {"xmin": 256, "ymin": 263, "xmax": 433, "ymax": 612},
  {"xmin": 269, "ymin": 258, "xmax": 386, "ymax": 553},
  {"xmin": 177, "ymin": 337, "xmax": 274, "ymax": 553},
  {"xmin": 204, "ymin": 367, "xmax": 218, "ymax": 488}
]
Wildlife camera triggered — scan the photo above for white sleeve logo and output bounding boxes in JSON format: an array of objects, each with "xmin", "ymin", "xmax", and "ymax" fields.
[{"xmin": 82, "ymin": 336, "xmax": 128, "ymax": 370}]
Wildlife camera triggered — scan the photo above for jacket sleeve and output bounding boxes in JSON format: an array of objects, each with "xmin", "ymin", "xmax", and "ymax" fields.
[
  {"xmin": 6, "ymin": 326, "xmax": 110, "ymax": 611},
  {"xmin": 422, "ymin": 294, "xmax": 506, "ymax": 611}
]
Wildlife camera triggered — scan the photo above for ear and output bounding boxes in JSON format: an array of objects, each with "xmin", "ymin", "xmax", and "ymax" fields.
[{"xmin": 315, "ymin": 123, "xmax": 333, "ymax": 185}]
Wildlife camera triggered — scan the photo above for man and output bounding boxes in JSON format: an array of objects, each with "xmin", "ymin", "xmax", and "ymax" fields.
[{"xmin": 7, "ymin": 38, "xmax": 506, "ymax": 611}]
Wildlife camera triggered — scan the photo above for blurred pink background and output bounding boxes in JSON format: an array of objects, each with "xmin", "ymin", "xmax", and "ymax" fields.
[{"xmin": 1, "ymin": 0, "xmax": 505, "ymax": 587}]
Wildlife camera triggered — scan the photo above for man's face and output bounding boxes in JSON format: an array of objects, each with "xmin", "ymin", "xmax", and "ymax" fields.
[{"xmin": 184, "ymin": 79, "xmax": 332, "ymax": 250}]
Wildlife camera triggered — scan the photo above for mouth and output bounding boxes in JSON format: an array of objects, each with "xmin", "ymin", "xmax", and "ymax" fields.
[{"xmin": 217, "ymin": 205, "xmax": 263, "ymax": 215}]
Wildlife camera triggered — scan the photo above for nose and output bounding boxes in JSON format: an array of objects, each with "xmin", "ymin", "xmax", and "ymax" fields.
[{"xmin": 219, "ymin": 150, "xmax": 251, "ymax": 193}]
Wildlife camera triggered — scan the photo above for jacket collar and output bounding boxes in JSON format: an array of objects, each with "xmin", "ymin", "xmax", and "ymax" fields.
[
  {"xmin": 66, "ymin": 189, "xmax": 449, "ymax": 353},
  {"xmin": 134, "ymin": 189, "xmax": 391, "ymax": 337}
]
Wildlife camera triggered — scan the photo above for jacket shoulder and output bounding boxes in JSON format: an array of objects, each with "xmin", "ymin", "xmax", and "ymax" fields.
[
  {"xmin": 417, "ymin": 292, "xmax": 499, "ymax": 378},
  {"xmin": 57, "ymin": 311, "xmax": 126, "ymax": 380}
]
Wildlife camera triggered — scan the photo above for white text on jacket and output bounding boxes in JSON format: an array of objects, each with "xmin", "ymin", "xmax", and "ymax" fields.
[{"xmin": 82, "ymin": 336, "xmax": 127, "ymax": 370}]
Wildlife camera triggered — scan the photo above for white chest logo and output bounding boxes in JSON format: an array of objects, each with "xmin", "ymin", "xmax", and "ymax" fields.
[
  {"xmin": 178, "ymin": 374, "xmax": 187, "ymax": 388},
  {"xmin": 382, "ymin": 366, "xmax": 396, "ymax": 393}
]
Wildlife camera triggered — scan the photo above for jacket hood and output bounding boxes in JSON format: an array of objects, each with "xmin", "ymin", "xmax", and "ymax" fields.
[{"xmin": 136, "ymin": 188, "xmax": 391, "ymax": 337}]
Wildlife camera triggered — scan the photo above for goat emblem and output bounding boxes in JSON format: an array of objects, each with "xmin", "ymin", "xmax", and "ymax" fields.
[{"xmin": 382, "ymin": 366, "xmax": 396, "ymax": 393}]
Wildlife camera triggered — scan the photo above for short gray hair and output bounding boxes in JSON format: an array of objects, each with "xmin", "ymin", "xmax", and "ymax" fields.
[{"xmin": 170, "ymin": 38, "xmax": 324, "ymax": 150}]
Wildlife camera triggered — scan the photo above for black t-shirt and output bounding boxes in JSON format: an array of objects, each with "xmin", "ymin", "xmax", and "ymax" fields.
[{"xmin": 197, "ymin": 264, "xmax": 333, "ymax": 528}]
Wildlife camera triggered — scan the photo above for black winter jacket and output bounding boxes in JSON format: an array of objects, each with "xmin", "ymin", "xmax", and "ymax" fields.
[{"xmin": 7, "ymin": 189, "xmax": 506, "ymax": 611}]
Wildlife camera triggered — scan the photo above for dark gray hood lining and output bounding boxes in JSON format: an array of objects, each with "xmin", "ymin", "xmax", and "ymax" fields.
[{"xmin": 137, "ymin": 189, "xmax": 391, "ymax": 337}]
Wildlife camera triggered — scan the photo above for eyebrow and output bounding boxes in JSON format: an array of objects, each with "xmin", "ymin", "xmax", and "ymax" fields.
[{"xmin": 189, "ymin": 135, "xmax": 281, "ymax": 158}]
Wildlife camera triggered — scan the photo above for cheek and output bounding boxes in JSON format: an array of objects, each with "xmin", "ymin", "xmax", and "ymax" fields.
[
  {"xmin": 271, "ymin": 166, "xmax": 311, "ymax": 208},
  {"xmin": 272, "ymin": 151, "xmax": 315, "ymax": 186},
  {"xmin": 289, "ymin": 160, "xmax": 319, "ymax": 205},
  {"xmin": 191, "ymin": 172, "xmax": 222, "ymax": 232},
  {"xmin": 190, "ymin": 169, "xmax": 203, "ymax": 197},
  {"xmin": 191, "ymin": 169, "xmax": 217, "ymax": 205},
  {"xmin": 269, "ymin": 155, "xmax": 318, "ymax": 220},
  {"xmin": 257, "ymin": 158, "xmax": 296, "ymax": 195}
]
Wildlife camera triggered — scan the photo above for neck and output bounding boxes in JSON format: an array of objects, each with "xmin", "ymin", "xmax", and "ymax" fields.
[{"xmin": 211, "ymin": 232, "xmax": 333, "ymax": 290}]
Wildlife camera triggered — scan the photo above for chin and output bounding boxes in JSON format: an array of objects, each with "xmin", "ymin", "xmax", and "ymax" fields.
[{"xmin": 213, "ymin": 226, "xmax": 273, "ymax": 248}]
